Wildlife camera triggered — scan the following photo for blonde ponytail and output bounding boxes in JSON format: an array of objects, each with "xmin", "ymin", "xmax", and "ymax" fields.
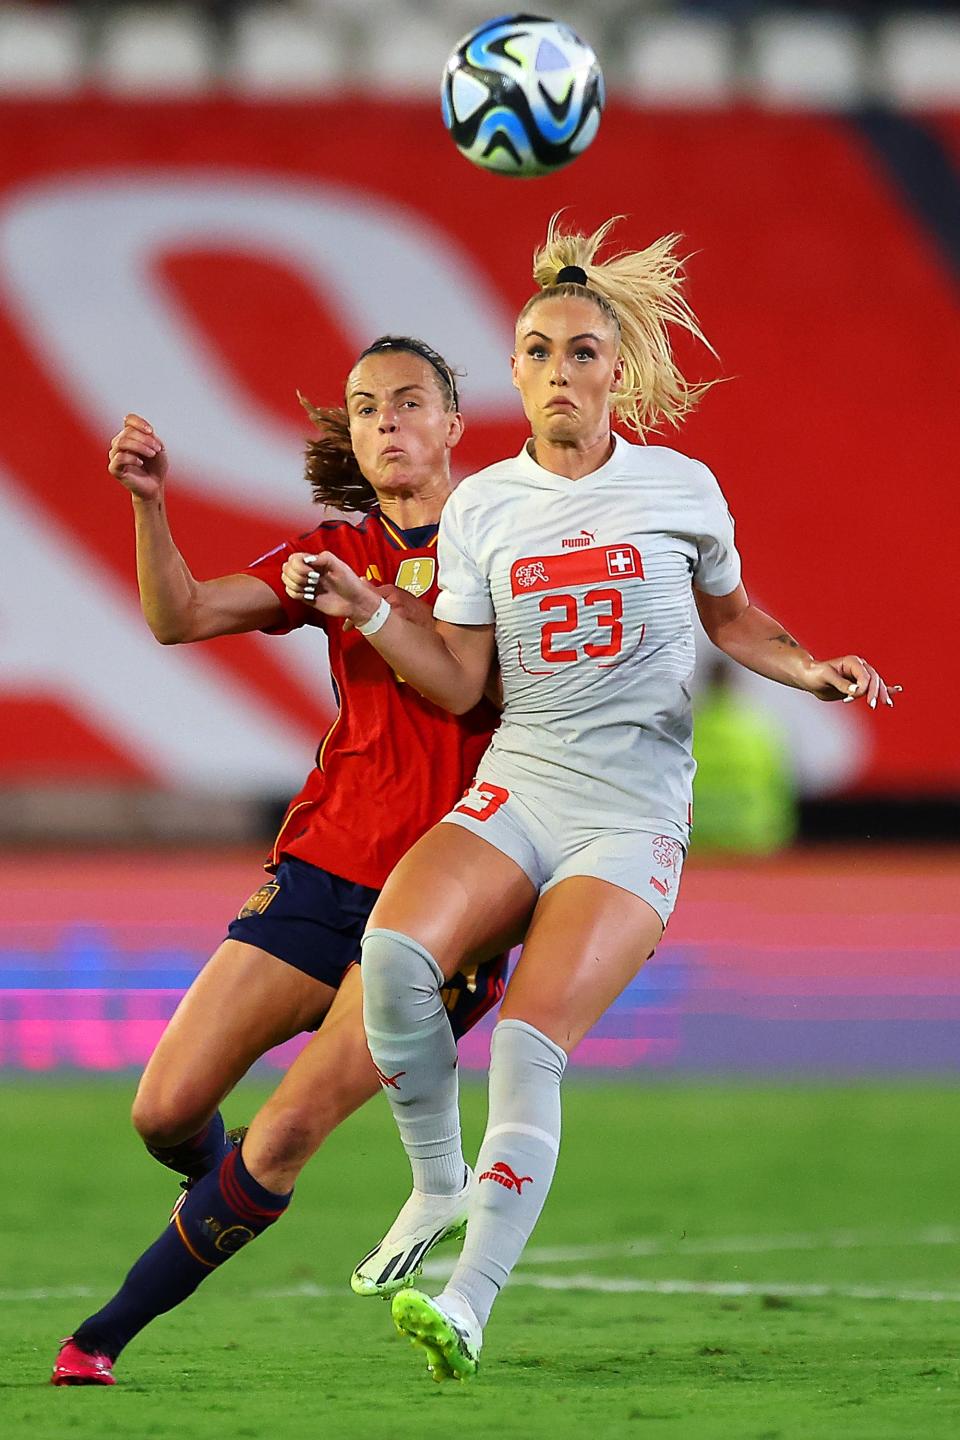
[{"xmin": 520, "ymin": 213, "xmax": 716, "ymax": 437}]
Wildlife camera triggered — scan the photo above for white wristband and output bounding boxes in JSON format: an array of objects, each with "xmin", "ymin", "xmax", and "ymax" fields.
[{"xmin": 356, "ymin": 596, "xmax": 392, "ymax": 637}]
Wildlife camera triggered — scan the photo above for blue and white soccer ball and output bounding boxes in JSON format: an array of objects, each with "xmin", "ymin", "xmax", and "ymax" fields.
[{"xmin": 441, "ymin": 14, "xmax": 604, "ymax": 178}]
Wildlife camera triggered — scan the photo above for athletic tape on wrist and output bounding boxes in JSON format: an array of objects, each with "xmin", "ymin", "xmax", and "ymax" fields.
[{"xmin": 357, "ymin": 596, "xmax": 392, "ymax": 637}]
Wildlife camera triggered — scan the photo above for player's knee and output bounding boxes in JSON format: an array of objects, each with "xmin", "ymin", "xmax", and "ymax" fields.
[
  {"xmin": 130, "ymin": 1083, "xmax": 209, "ymax": 1147},
  {"xmin": 361, "ymin": 927, "xmax": 445, "ymax": 1030}
]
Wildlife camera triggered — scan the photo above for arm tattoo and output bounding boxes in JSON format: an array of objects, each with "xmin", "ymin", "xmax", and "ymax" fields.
[{"xmin": 772, "ymin": 632, "xmax": 800, "ymax": 648}]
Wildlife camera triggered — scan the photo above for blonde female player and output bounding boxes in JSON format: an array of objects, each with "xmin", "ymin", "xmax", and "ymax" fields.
[{"xmin": 281, "ymin": 218, "xmax": 900, "ymax": 1381}]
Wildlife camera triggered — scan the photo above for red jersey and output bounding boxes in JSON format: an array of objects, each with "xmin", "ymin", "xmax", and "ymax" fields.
[{"xmin": 244, "ymin": 507, "xmax": 497, "ymax": 889}]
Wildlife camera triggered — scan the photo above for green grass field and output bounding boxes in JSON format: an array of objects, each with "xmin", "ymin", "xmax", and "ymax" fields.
[{"xmin": 3, "ymin": 1080, "xmax": 959, "ymax": 1439}]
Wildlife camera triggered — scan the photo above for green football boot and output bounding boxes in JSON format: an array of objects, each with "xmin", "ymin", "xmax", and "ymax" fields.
[{"xmin": 391, "ymin": 1289, "xmax": 482, "ymax": 1382}]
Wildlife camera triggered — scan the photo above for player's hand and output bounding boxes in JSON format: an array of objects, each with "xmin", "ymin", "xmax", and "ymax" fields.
[
  {"xmin": 282, "ymin": 551, "xmax": 381, "ymax": 625},
  {"xmin": 369, "ymin": 584, "xmax": 434, "ymax": 630},
  {"xmin": 805, "ymin": 655, "xmax": 901, "ymax": 709},
  {"xmin": 108, "ymin": 414, "xmax": 168, "ymax": 499}
]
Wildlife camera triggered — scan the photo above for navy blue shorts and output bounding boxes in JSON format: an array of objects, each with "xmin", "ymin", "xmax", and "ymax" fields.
[{"xmin": 227, "ymin": 855, "xmax": 506, "ymax": 1040}]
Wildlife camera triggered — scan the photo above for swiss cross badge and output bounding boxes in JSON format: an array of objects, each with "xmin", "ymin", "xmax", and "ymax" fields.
[{"xmin": 605, "ymin": 547, "xmax": 636, "ymax": 578}]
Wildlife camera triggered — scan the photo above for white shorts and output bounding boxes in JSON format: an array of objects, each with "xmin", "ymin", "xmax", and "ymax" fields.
[{"xmin": 441, "ymin": 777, "xmax": 685, "ymax": 927}]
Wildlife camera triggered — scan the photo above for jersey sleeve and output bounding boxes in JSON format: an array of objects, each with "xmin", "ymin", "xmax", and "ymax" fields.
[
  {"xmin": 242, "ymin": 539, "xmax": 321, "ymax": 635},
  {"xmin": 691, "ymin": 466, "xmax": 742, "ymax": 597},
  {"xmin": 433, "ymin": 491, "xmax": 496, "ymax": 626}
]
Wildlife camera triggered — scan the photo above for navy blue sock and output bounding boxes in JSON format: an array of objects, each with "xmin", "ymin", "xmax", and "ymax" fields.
[
  {"xmin": 144, "ymin": 1111, "xmax": 230, "ymax": 1182},
  {"xmin": 73, "ymin": 1149, "xmax": 291, "ymax": 1360}
]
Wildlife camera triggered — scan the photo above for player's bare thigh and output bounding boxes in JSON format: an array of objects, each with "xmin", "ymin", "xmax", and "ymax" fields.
[
  {"xmin": 242, "ymin": 964, "xmax": 380, "ymax": 1192},
  {"xmin": 132, "ymin": 939, "xmax": 337, "ymax": 1144},
  {"xmin": 500, "ymin": 877, "xmax": 664, "ymax": 1053},
  {"xmin": 367, "ymin": 823, "xmax": 537, "ymax": 979}
]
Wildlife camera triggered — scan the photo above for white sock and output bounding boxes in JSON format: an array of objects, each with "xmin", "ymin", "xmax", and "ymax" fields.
[
  {"xmin": 361, "ymin": 927, "xmax": 465, "ymax": 1196},
  {"xmin": 443, "ymin": 1018, "xmax": 566, "ymax": 1328}
]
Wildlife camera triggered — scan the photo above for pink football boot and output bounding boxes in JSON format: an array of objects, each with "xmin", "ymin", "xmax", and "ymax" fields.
[{"xmin": 51, "ymin": 1337, "xmax": 116, "ymax": 1386}]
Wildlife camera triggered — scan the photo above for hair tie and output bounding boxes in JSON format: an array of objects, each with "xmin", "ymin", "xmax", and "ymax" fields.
[{"xmin": 555, "ymin": 265, "xmax": 587, "ymax": 286}]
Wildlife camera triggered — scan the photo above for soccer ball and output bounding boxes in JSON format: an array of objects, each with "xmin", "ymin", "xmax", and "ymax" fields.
[{"xmin": 441, "ymin": 14, "xmax": 604, "ymax": 178}]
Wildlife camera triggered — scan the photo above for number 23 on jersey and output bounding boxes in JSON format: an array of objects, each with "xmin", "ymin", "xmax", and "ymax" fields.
[{"xmin": 510, "ymin": 544, "xmax": 645, "ymax": 669}]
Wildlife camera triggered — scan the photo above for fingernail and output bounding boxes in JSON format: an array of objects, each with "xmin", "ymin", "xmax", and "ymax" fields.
[
  {"xmin": 869, "ymin": 698, "xmax": 876, "ymax": 709},
  {"xmin": 842, "ymin": 695, "xmax": 855, "ymax": 703},
  {"xmin": 848, "ymin": 683, "xmax": 857, "ymax": 693},
  {"xmin": 303, "ymin": 554, "xmax": 318, "ymax": 564}
]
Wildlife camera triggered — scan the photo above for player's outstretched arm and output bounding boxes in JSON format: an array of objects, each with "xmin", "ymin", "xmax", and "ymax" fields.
[
  {"xmin": 696, "ymin": 583, "xmax": 901, "ymax": 709},
  {"xmin": 283, "ymin": 551, "xmax": 495, "ymax": 714},
  {"xmin": 111, "ymin": 413, "xmax": 285, "ymax": 644}
]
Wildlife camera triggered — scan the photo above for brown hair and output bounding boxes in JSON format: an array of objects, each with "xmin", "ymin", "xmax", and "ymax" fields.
[
  {"xmin": 299, "ymin": 336, "xmax": 460, "ymax": 513},
  {"xmin": 518, "ymin": 214, "xmax": 716, "ymax": 438}
]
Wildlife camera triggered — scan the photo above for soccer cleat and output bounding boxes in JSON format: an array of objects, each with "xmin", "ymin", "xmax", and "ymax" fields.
[
  {"xmin": 51, "ymin": 1337, "xmax": 116, "ymax": 1387},
  {"xmin": 391, "ymin": 1290, "xmax": 481, "ymax": 1382},
  {"xmin": 350, "ymin": 1168, "xmax": 472, "ymax": 1297},
  {"xmin": 170, "ymin": 1125, "xmax": 249, "ymax": 1222}
]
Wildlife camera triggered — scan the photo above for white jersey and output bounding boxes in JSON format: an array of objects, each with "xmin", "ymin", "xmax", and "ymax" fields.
[{"xmin": 434, "ymin": 433, "xmax": 741, "ymax": 845}]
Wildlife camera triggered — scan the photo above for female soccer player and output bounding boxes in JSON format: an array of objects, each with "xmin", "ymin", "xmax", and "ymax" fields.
[
  {"xmin": 52, "ymin": 337, "xmax": 510, "ymax": 1385},
  {"xmin": 280, "ymin": 218, "xmax": 900, "ymax": 1381}
]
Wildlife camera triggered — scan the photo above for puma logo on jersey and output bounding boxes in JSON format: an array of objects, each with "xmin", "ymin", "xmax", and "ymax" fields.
[{"xmin": 561, "ymin": 529, "xmax": 596, "ymax": 549}]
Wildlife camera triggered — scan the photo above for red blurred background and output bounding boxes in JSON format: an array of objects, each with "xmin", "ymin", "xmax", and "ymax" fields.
[{"xmin": 1, "ymin": 97, "xmax": 953, "ymax": 801}]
